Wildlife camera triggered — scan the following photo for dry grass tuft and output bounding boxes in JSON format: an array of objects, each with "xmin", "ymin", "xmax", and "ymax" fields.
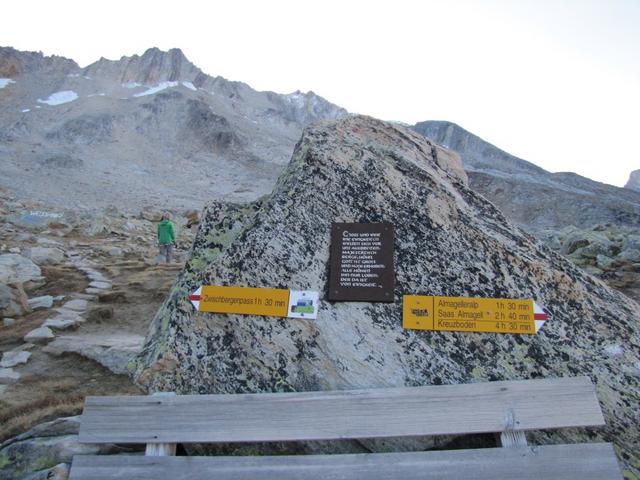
[
  {"xmin": 0, "ymin": 368, "xmax": 142, "ymax": 443},
  {"xmin": 0, "ymin": 378, "xmax": 84, "ymax": 441},
  {"xmin": 0, "ymin": 396, "xmax": 85, "ymax": 442}
]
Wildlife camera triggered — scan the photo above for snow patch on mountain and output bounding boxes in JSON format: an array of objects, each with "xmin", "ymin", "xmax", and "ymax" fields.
[
  {"xmin": 181, "ymin": 81, "xmax": 197, "ymax": 91},
  {"xmin": 0, "ymin": 78, "xmax": 16, "ymax": 89},
  {"xmin": 133, "ymin": 81, "xmax": 179, "ymax": 97},
  {"xmin": 37, "ymin": 90, "xmax": 79, "ymax": 106}
]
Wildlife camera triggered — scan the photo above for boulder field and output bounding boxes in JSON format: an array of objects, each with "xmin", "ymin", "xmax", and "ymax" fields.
[{"xmin": 134, "ymin": 116, "xmax": 640, "ymax": 477}]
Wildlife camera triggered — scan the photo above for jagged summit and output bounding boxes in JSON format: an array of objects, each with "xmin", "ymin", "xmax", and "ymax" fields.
[
  {"xmin": 83, "ymin": 47, "xmax": 202, "ymax": 84},
  {"xmin": 0, "ymin": 46, "xmax": 78, "ymax": 77}
]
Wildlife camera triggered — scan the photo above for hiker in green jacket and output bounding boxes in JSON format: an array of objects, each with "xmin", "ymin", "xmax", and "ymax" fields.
[{"xmin": 157, "ymin": 213, "xmax": 176, "ymax": 264}]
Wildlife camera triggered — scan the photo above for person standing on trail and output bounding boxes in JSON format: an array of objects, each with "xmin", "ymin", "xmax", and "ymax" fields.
[{"xmin": 157, "ymin": 212, "xmax": 176, "ymax": 264}]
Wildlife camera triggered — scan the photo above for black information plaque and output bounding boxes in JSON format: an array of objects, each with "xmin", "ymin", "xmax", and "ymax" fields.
[{"xmin": 328, "ymin": 222, "xmax": 395, "ymax": 302}]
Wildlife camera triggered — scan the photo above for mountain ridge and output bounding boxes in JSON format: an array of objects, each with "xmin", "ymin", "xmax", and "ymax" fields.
[
  {"xmin": 0, "ymin": 46, "xmax": 348, "ymax": 212},
  {"xmin": 412, "ymin": 120, "xmax": 640, "ymax": 232}
]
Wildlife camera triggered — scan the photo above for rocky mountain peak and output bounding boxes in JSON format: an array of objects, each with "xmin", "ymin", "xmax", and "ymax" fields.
[
  {"xmin": 624, "ymin": 169, "xmax": 640, "ymax": 192},
  {"xmin": 82, "ymin": 46, "xmax": 203, "ymax": 85},
  {"xmin": 0, "ymin": 47, "xmax": 78, "ymax": 77},
  {"xmin": 274, "ymin": 89, "xmax": 349, "ymax": 125}
]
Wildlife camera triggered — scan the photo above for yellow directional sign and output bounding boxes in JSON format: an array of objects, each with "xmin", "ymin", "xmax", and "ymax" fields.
[
  {"xmin": 189, "ymin": 286, "xmax": 320, "ymax": 319},
  {"xmin": 192, "ymin": 286, "xmax": 290, "ymax": 317},
  {"xmin": 403, "ymin": 295, "xmax": 548, "ymax": 334}
]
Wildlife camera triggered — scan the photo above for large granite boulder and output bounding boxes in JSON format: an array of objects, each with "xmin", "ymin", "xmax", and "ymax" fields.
[{"xmin": 134, "ymin": 116, "xmax": 640, "ymax": 477}]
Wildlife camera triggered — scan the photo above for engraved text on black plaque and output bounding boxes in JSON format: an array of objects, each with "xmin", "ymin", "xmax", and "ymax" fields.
[{"xmin": 328, "ymin": 222, "xmax": 394, "ymax": 302}]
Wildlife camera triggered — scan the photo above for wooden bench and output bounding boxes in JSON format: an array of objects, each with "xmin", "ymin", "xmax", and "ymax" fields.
[{"xmin": 69, "ymin": 376, "xmax": 622, "ymax": 479}]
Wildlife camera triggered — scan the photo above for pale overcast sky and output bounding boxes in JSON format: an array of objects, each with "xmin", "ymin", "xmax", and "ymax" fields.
[{"xmin": 3, "ymin": 0, "xmax": 639, "ymax": 187}]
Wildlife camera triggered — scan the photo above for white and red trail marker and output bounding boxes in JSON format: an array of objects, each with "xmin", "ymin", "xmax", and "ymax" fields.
[{"xmin": 534, "ymin": 302, "xmax": 548, "ymax": 332}]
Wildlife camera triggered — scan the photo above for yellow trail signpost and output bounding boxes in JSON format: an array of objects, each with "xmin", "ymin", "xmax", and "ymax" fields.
[
  {"xmin": 403, "ymin": 295, "xmax": 548, "ymax": 334},
  {"xmin": 189, "ymin": 286, "xmax": 319, "ymax": 319}
]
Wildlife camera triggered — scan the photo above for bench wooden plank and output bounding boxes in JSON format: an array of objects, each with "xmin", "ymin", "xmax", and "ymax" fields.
[
  {"xmin": 78, "ymin": 377, "xmax": 604, "ymax": 444},
  {"xmin": 144, "ymin": 393, "xmax": 177, "ymax": 457},
  {"xmin": 69, "ymin": 443, "xmax": 621, "ymax": 480}
]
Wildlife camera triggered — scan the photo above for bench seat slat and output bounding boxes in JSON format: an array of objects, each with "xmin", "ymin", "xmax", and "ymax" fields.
[
  {"xmin": 78, "ymin": 377, "xmax": 604, "ymax": 444},
  {"xmin": 69, "ymin": 443, "xmax": 621, "ymax": 480}
]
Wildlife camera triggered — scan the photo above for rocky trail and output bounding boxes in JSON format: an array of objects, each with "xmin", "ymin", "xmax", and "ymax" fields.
[{"xmin": 0, "ymin": 191, "xmax": 193, "ymax": 449}]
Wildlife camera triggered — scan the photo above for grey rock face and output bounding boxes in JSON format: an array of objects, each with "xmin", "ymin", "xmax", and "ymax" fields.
[
  {"xmin": 0, "ymin": 283, "xmax": 29, "ymax": 317},
  {"xmin": 0, "ymin": 416, "xmax": 80, "ymax": 450},
  {"xmin": 23, "ymin": 326, "xmax": 54, "ymax": 344},
  {"xmin": 0, "ymin": 254, "xmax": 41, "ymax": 284},
  {"xmin": 60, "ymin": 299, "xmax": 87, "ymax": 312},
  {"xmin": 24, "ymin": 247, "xmax": 65, "ymax": 265},
  {"xmin": 625, "ymin": 169, "xmax": 640, "ymax": 192},
  {"xmin": 0, "ymin": 432, "xmax": 122, "ymax": 480},
  {"xmin": 411, "ymin": 121, "xmax": 640, "ymax": 232},
  {"xmin": 82, "ymin": 47, "xmax": 201, "ymax": 85},
  {"xmin": 44, "ymin": 334, "xmax": 145, "ymax": 375},
  {"xmin": 43, "ymin": 311, "xmax": 84, "ymax": 330},
  {"xmin": 541, "ymin": 224, "xmax": 640, "ymax": 303},
  {"xmin": 88, "ymin": 281, "xmax": 111, "ymax": 290},
  {"xmin": 0, "ymin": 350, "xmax": 31, "ymax": 368},
  {"xmin": 45, "ymin": 113, "xmax": 114, "ymax": 145},
  {"xmin": 134, "ymin": 116, "xmax": 639, "ymax": 476},
  {"xmin": 0, "ymin": 47, "xmax": 77, "ymax": 77},
  {"xmin": 0, "ymin": 368, "xmax": 20, "ymax": 384},
  {"xmin": 0, "ymin": 415, "xmax": 140, "ymax": 479},
  {"xmin": 27, "ymin": 295, "xmax": 53, "ymax": 310}
]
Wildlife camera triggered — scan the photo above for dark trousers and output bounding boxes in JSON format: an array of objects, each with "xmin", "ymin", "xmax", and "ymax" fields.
[{"xmin": 158, "ymin": 244, "xmax": 173, "ymax": 263}]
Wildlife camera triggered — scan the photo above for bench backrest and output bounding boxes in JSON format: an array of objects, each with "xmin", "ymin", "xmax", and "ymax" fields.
[{"xmin": 78, "ymin": 376, "xmax": 604, "ymax": 444}]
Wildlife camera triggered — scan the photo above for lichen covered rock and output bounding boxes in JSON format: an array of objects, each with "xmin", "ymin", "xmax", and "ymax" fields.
[
  {"xmin": 0, "ymin": 416, "xmax": 132, "ymax": 480},
  {"xmin": 134, "ymin": 116, "xmax": 640, "ymax": 477},
  {"xmin": 540, "ymin": 224, "xmax": 640, "ymax": 303}
]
